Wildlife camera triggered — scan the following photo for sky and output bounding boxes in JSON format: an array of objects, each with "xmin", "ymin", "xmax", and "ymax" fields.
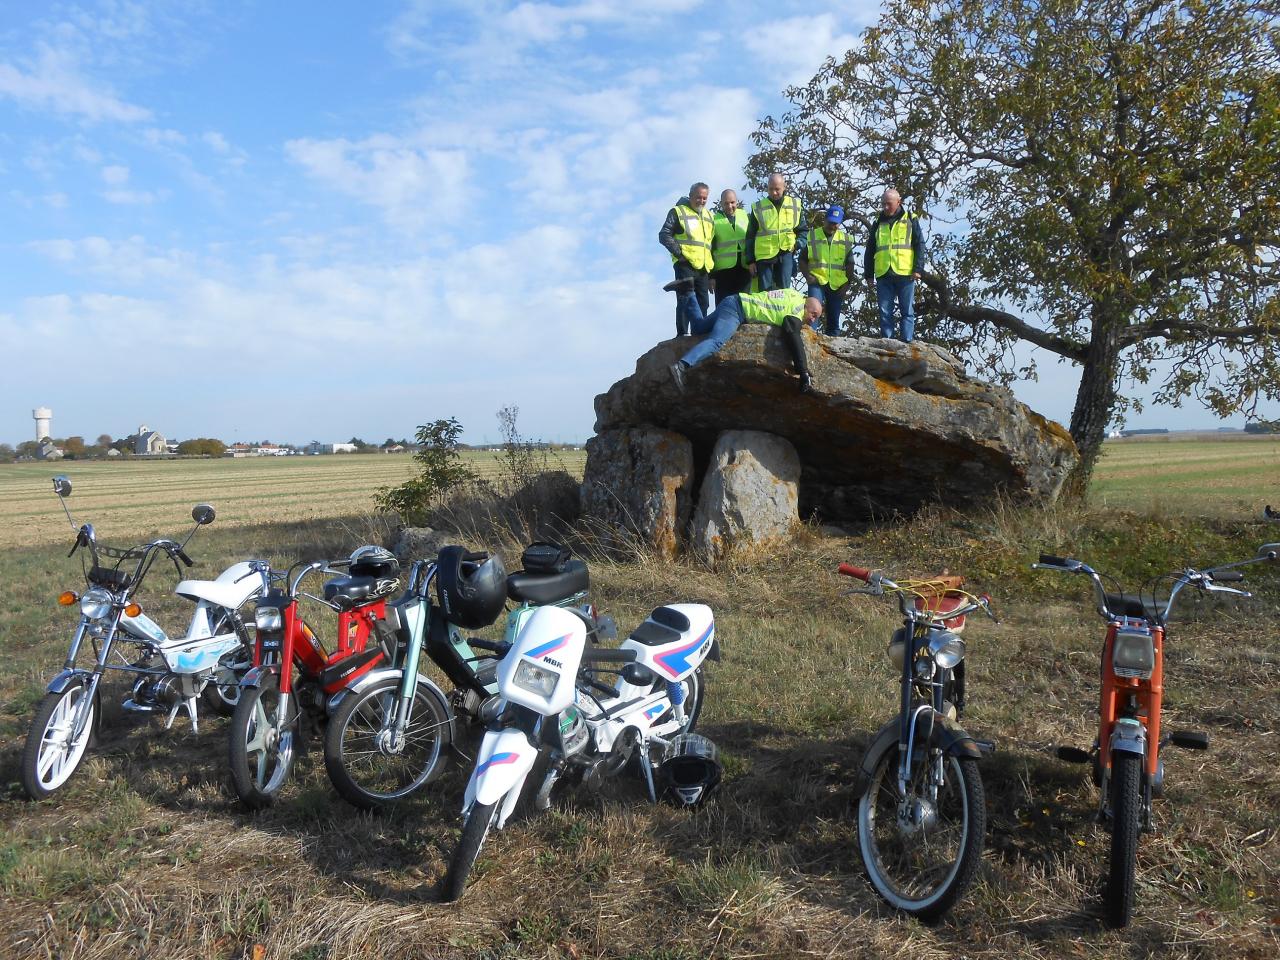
[{"xmin": 0, "ymin": 0, "xmax": 1268, "ymax": 448}]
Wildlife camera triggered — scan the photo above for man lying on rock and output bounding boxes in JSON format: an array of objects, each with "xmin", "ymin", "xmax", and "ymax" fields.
[{"xmin": 663, "ymin": 277, "xmax": 821, "ymax": 394}]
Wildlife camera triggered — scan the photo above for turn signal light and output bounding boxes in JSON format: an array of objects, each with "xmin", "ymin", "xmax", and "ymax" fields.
[
  {"xmin": 124, "ymin": 603, "xmax": 142, "ymax": 617},
  {"xmin": 58, "ymin": 591, "xmax": 78, "ymax": 606}
]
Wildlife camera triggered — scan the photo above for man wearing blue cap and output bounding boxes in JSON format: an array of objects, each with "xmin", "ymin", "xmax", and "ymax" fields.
[{"xmin": 798, "ymin": 205, "xmax": 854, "ymax": 336}]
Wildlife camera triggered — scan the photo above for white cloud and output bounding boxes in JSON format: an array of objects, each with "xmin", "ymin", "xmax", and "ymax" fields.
[
  {"xmin": 101, "ymin": 163, "xmax": 130, "ymax": 184},
  {"xmin": 742, "ymin": 13, "xmax": 861, "ymax": 87},
  {"xmin": 202, "ymin": 131, "xmax": 230, "ymax": 153},
  {"xmin": 0, "ymin": 43, "xmax": 151, "ymax": 123}
]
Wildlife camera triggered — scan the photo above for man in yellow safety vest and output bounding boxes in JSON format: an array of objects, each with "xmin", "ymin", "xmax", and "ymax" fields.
[
  {"xmin": 862, "ymin": 188, "xmax": 924, "ymax": 342},
  {"xmin": 746, "ymin": 172, "xmax": 803, "ymax": 291},
  {"xmin": 658, "ymin": 182, "xmax": 715, "ymax": 337},
  {"xmin": 798, "ymin": 204, "xmax": 854, "ymax": 336},
  {"xmin": 710, "ymin": 189, "xmax": 750, "ymax": 305},
  {"xmin": 662, "ymin": 276, "xmax": 821, "ymax": 393}
]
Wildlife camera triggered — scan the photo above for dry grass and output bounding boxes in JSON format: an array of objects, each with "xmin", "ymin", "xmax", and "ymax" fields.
[{"xmin": 1, "ymin": 496, "xmax": 1278, "ymax": 958}]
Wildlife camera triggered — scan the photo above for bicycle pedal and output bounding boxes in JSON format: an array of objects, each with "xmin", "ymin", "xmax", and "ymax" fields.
[
  {"xmin": 1056, "ymin": 745, "xmax": 1092, "ymax": 764},
  {"xmin": 1170, "ymin": 730, "xmax": 1209, "ymax": 750}
]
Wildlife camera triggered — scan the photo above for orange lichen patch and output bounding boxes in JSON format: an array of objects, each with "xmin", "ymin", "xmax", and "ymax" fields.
[
  {"xmin": 872, "ymin": 379, "xmax": 909, "ymax": 399},
  {"xmin": 1026, "ymin": 410, "xmax": 1077, "ymax": 449}
]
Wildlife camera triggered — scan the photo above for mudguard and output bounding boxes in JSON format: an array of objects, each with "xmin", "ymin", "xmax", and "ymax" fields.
[
  {"xmin": 46, "ymin": 668, "xmax": 92, "ymax": 695},
  {"xmin": 325, "ymin": 666, "xmax": 455, "ymax": 742},
  {"xmin": 238, "ymin": 663, "xmax": 281, "ymax": 688},
  {"xmin": 1110, "ymin": 717, "xmax": 1147, "ymax": 757},
  {"xmin": 464, "ymin": 727, "xmax": 539, "ymax": 822},
  {"xmin": 852, "ymin": 711, "xmax": 985, "ymax": 795}
]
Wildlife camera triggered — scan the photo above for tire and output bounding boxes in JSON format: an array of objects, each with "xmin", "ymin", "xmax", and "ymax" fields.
[
  {"xmin": 323, "ymin": 677, "xmax": 450, "ymax": 811},
  {"xmin": 201, "ymin": 619, "xmax": 253, "ymax": 717},
  {"xmin": 857, "ymin": 744, "xmax": 986, "ymax": 920},
  {"xmin": 1106, "ymin": 751, "xmax": 1141, "ymax": 927},
  {"xmin": 441, "ymin": 801, "xmax": 498, "ymax": 902},
  {"xmin": 228, "ymin": 673, "xmax": 298, "ymax": 809},
  {"xmin": 21, "ymin": 684, "xmax": 97, "ymax": 800}
]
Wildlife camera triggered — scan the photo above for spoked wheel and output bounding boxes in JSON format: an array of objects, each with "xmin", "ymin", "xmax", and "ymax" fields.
[
  {"xmin": 1105, "ymin": 752, "xmax": 1142, "ymax": 927},
  {"xmin": 857, "ymin": 744, "xmax": 986, "ymax": 920},
  {"xmin": 323, "ymin": 677, "xmax": 450, "ymax": 811},
  {"xmin": 228, "ymin": 673, "xmax": 297, "ymax": 809},
  {"xmin": 21, "ymin": 684, "xmax": 97, "ymax": 800},
  {"xmin": 441, "ymin": 801, "xmax": 499, "ymax": 903}
]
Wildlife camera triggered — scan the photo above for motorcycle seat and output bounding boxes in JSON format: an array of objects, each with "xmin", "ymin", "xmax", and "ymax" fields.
[
  {"xmin": 1105, "ymin": 593, "xmax": 1162, "ymax": 623},
  {"xmin": 629, "ymin": 606, "xmax": 692, "ymax": 646},
  {"xmin": 506, "ymin": 560, "xmax": 589, "ymax": 605},
  {"xmin": 324, "ymin": 574, "xmax": 398, "ymax": 611}
]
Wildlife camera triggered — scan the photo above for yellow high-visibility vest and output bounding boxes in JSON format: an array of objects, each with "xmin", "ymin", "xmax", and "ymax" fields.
[
  {"xmin": 751, "ymin": 195, "xmax": 802, "ymax": 261},
  {"xmin": 738, "ymin": 288, "xmax": 807, "ymax": 327},
  {"xmin": 670, "ymin": 203, "xmax": 715, "ymax": 272},
  {"xmin": 711, "ymin": 209, "xmax": 748, "ymax": 271},
  {"xmin": 806, "ymin": 227, "xmax": 851, "ymax": 289},
  {"xmin": 874, "ymin": 213, "xmax": 916, "ymax": 277}
]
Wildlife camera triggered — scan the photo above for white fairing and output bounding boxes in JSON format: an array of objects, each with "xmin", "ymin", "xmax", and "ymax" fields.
[
  {"xmin": 159, "ymin": 632, "xmax": 242, "ymax": 674},
  {"xmin": 497, "ymin": 605, "xmax": 586, "ymax": 715},
  {"xmin": 175, "ymin": 561, "xmax": 262, "ymax": 612},
  {"xmin": 464, "ymin": 726, "xmax": 539, "ymax": 824},
  {"xmin": 620, "ymin": 603, "xmax": 715, "ymax": 682}
]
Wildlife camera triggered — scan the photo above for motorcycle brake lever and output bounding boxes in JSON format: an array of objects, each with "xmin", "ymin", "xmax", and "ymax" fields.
[{"xmin": 841, "ymin": 587, "xmax": 883, "ymax": 596}]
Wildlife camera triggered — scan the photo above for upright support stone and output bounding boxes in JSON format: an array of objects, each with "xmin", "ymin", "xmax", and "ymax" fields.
[
  {"xmin": 689, "ymin": 430, "xmax": 800, "ymax": 561},
  {"xmin": 580, "ymin": 428, "xmax": 693, "ymax": 559}
]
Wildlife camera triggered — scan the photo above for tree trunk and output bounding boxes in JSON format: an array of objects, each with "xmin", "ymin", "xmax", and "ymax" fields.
[{"xmin": 1064, "ymin": 315, "xmax": 1123, "ymax": 499}]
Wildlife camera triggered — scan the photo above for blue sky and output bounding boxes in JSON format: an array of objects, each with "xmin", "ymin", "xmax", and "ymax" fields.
[{"xmin": 0, "ymin": 1, "xmax": 1266, "ymax": 448}]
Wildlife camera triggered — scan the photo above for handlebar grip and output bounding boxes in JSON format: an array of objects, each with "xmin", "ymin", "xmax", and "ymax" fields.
[
  {"xmin": 463, "ymin": 551, "xmax": 489, "ymax": 563},
  {"xmin": 580, "ymin": 647, "xmax": 638, "ymax": 664},
  {"xmin": 469, "ymin": 638, "xmax": 510, "ymax": 655},
  {"xmin": 177, "ymin": 549, "xmax": 195, "ymax": 567},
  {"xmin": 1038, "ymin": 554, "xmax": 1068, "ymax": 566},
  {"xmin": 837, "ymin": 563, "xmax": 872, "ymax": 582},
  {"xmin": 1212, "ymin": 570, "xmax": 1245, "ymax": 583}
]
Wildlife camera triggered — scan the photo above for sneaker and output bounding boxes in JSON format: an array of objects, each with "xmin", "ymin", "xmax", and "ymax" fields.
[
  {"xmin": 670, "ymin": 361, "xmax": 688, "ymax": 393},
  {"xmin": 663, "ymin": 277, "xmax": 696, "ymax": 294},
  {"xmin": 799, "ymin": 374, "xmax": 815, "ymax": 394}
]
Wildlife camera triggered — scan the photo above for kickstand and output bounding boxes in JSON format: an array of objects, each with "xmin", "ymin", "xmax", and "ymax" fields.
[
  {"xmin": 164, "ymin": 697, "xmax": 200, "ymax": 733},
  {"xmin": 639, "ymin": 751, "xmax": 657, "ymax": 804}
]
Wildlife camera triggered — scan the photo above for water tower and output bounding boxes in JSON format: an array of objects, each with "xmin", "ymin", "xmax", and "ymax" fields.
[{"xmin": 33, "ymin": 407, "xmax": 52, "ymax": 442}]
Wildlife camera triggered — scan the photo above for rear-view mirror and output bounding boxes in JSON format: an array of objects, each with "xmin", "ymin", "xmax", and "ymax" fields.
[
  {"xmin": 1255, "ymin": 543, "xmax": 1280, "ymax": 562},
  {"xmin": 52, "ymin": 475, "xmax": 71, "ymax": 498},
  {"xmin": 192, "ymin": 503, "xmax": 216, "ymax": 526}
]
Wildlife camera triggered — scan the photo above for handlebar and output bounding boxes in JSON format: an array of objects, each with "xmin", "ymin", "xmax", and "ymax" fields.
[
  {"xmin": 838, "ymin": 563, "xmax": 871, "ymax": 582},
  {"xmin": 469, "ymin": 638, "xmax": 510, "ymax": 656},
  {"xmin": 836, "ymin": 563, "xmax": 993, "ymax": 624}
]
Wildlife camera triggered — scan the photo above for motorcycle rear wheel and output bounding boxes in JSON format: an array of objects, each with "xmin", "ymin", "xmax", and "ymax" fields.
[
  {"xmin": 857, "ymin": 744, "xmax": 985, "ymax": 920},
  {"xmin": 441, "ymin": 801, "xmax": 498, "ymax": 903},
  {"xmin": 228, "ymin": 673, "xmax": 297, "ymax": 809}
]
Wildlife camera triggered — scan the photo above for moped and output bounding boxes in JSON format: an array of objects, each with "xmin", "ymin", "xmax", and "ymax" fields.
[
  {"xmin": 441, "ymin": 601, "xmax": 717, "ymax": 901},
  {"xmin": 323, "ymin": 544, "xmax": 613, "ymax": 810},
  {"xmin": 22, "ymin": 476, "xmax": 261, "ymax": 800},
  {"xmin": 1034, "ymin": 543, "xmax": 1278, "ymax": 926},
  {"xmin": 839, "ymin": 563, "xmax": 996, "ymax": 920}
]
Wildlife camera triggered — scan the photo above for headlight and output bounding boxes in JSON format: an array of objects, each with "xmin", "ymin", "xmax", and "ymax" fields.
[
  {"xmin": 255, "ymin": 607, "xmax": 283, "ymax": 632},
  {"xmin": 79, "ymin": 587, "xmax": 113, "ymax": 620},
  {"xmin": 513, "ymin": 660, "xmax": 558, "ymax": 697},
  {"xmin": 1112, "ymin": 628, "xmax": 1154, "ymax": 679},
  {"xmin": 927, "ymin": 631, "xmax": 966, "ymax": 670}
]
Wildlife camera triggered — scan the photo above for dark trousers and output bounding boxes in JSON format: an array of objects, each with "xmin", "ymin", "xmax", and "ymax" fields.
[
  {"xmin": 680, "ymin": 294, "xmax": 809, "ymax": 380},
  {"xmin": 712, "ymin": 265, "xmax": 750, "ymax": 305},
  {"xmin": 807, "ymin": 282, "xmax": 847, "ymax": 336},
  {"xmin": 755, "ymin": 251, "xmax": 795, "ymax": 292},
  {"xmin": 673, "ymin": 261, "xmax": 711, "ymax": 336}
]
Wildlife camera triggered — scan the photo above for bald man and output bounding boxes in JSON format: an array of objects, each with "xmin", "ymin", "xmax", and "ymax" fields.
[
  {"xmin": 663, "ymin": 277, "xmax": 820, "ymax": 393},
  {"xmin": 863, "ymin": 188, "xmax": 924, "ymax": 342},
  {"xmin": 746, "ymin": 173, "xmax": 804, "ymax": 291},
  {"xmin": 710, "ymin": 189, "xmax": 750, "ymax": 304}
]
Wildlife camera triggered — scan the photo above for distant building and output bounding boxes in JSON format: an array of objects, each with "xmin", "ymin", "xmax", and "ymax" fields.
[
  {"xmin": 106, "ymin": 448, "xmax": 122, "ymax": 458},
  {"xmin": 134, "ymin": 424, "xmax": 167, "ymax": 455},
  {"xmin": 38, "ymin": 440, "xmax": 63, "ymax": 460},
  {"xmin": 33, "ymin": 407, "xmax": 52, "ymax": 442},
  {"xmin": 306, "ymin": 441, "xmax": 357, "ymax": 454}
]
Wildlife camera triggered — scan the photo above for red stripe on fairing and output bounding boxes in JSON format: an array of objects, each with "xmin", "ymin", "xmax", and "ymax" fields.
[{"xmin": 654, "ymin": 622, "xmax": 714, "ymax": 678}]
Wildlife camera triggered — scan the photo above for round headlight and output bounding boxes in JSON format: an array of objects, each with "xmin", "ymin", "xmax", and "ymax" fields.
[
  {"xmin": 79, "ymin": 587, "xmax": 114, "ymax": 621},
  {"xmin": 255, "ymin": 607, "xmax": 283, "ymax": 632},
  {"xmin": 928, "ymin": 631, "xmax": 966, "ymax": 670}
]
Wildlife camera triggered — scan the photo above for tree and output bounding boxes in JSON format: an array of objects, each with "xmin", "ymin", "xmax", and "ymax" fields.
[
  {"xmin": 375, "ymin": 418, "xmax": 478, "ymax": 525},
  {"xmin": 747, "ymin": 0, "xmax": 1279, "ymax": 491},
  {"xmin": 96, "ymin": 434, "xmax": 112, "ymax": 448},
  {"xmin": 16, "ymin": 441, "xmax": 39, "ymax": 459},
  {"xmin": 0, "ymin": 443, "xmax": 14, "ymax": 463},
  {"xmin": 61, "ymin": 436, "xmax": 86, "ymax": 457},
  {"xmin": 178, "ymin": 438, "xmax": 227, "ymax": 457}
]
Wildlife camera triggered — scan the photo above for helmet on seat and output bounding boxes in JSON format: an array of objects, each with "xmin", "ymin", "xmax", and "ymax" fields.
[
  {"xmin": 436, "ymin": 545, "xmax": 507, "ymax": 629},
  {"xmin": 348, "ymin": 544, "xmax": 400, "ymax": 579},
  {"xmin": 657, "ymin": 733, "xmax": 722, "ymax": 807}
]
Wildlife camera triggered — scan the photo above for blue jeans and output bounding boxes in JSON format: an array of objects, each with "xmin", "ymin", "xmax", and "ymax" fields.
[
  {"xmin": 679, "ymin": 294, "xmax": 743, "ymax": 368},
  {"xmin": 876, "ymin": 273, "xmax": 915, "ymax": 341},
  {"xmin": 807, "ymin": 282, "xmax": 846, "ymax": 336},
  {"xmin": 673, "ymin": 262, "xmax": 710, "ymax": 336},
  {"xmin": 755, "ymin": 251, "xmax": 794, "ymax": 291}
]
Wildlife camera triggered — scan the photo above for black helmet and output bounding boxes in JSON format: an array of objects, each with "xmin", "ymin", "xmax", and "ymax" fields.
[
  {"xmin": 349, "ymin": 544, "xmax": 400, "ymax": 579},
  {"xmin": 658, "ymin": 733, "xmax": 722, "ymax": 807},
  {"xmin": 436, "ymin": 545, "xmax": 507, "ymax": 629}
]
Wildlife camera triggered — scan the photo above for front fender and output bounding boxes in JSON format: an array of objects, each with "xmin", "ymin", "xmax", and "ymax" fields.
[
  {"xmin": 239, "ymin": 663, "xmax": 280, "ymax": 688},
  {"xmin": 464, "ymin": 727, "xmax": 539, "ymax": 810},
  {"xmin": 852, "ymin": 710, "xmax": 985, "ymax": 795},
  {"xmin": 46, "ymin": 668, "xmax": 92, "ymax": 695},
  {"xmin": 325, "ymin": 667, "xmax": 456, "ymax": 744}
]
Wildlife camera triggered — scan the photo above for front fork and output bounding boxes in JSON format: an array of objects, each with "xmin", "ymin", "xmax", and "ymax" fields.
[{"xmin": 67, "ymin": 616, "xmax": 119, "ymax": 743}]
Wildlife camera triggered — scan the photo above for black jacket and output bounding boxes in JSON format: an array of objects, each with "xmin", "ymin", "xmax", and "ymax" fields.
[
  {"xmin": 659, "ymin": 196, "xmax": 698, "ymax": 261},
  {"xmin": 863, "ymin": 208, "xmax": 925, "ymax": 281}
]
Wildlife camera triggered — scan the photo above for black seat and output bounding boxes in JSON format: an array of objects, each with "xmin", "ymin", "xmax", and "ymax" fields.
[
  {"xmin": 506, "ymin": 560, "xmax": 589, "ymax": 605},
  {"xmin": 629, "ymin": 607, "xmax": 691, "ymax": 646},
  {"xmin": 324, "ymin": 574, "xmax": 397, "ymax": 611},
  {"xmin": 1105, "ymin": 593, "xmax": 1162, "ymax": 622}
]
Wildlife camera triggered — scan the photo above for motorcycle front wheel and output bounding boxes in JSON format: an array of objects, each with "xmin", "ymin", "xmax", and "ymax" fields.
[
  {"xmin": 1105, "ymin": 751, "xmax": 1141, "ymax": 927},
  {"xmin": 441, "ymin": 800, "xmax": 498, "ymax": 903},
  {"xmin": 857, "ymin": 744, "xmax": 985, "ymax": 920},
  {"xmin": 323, "ymin": 677, "xmax": 450, "ymax": 811},
  {"xmin": 21, "ymin": 683, "xmax": 97, "ymax": 800},
  {"xmin": 227, "ymin": 673, "xmax": 298, "ymax": 809}
]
